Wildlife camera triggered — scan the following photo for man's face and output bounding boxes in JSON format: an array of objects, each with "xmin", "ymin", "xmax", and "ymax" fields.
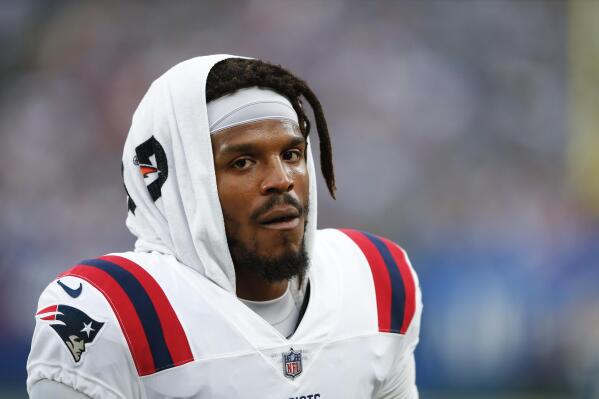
[{"xmin": 212, "ymin": 119, "xmax": 310, "ymax": 282}]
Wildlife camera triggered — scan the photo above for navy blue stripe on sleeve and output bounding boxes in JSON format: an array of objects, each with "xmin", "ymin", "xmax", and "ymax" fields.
[
  {"xmin": 81, "ymin": 258, "xmax": 174, "ymax": 371},
  {"xmin": 362, "ymin": 232, "xmax": 406, "ymax": 334}
]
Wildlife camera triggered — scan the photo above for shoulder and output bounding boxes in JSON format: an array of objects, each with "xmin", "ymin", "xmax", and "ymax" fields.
[
  {"xmin": 27, "ymin": 251, "xmax": 191, "ymax": 398},
  {"xmin": 316, "ymin": 228, "xmax": 422, "ymax": 336}
]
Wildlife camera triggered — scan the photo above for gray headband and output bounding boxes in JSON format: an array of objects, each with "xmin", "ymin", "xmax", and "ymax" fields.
[{"xmin": 207, "ymin": 87, "xmax": 299, "ymax": 134}]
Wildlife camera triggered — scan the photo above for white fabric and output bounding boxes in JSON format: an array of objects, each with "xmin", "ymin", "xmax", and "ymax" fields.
[
  {"xmin": 239, "ymin": 285, "xmax": 300, "ymax": 338},
  {"xmin": 27, "ymin": 275, "xmax": 142, "ymax": 399},
  {"xmin": 207, "ymin": 87, "xmax": 299, "ymax": 134},
  {"xmin": 27, "ymin": 230, "xmax": 422, "ymax": 398},
  {"xmin": 121, "ymin": 55, "xmax": 318, "ymax": 295},
  {"xmin": 30, "ymin": 379, "xmax": 91, "ymax": 399}
]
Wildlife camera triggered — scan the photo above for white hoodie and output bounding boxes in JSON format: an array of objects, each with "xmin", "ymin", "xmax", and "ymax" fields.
[{"xmin": 121, "ymin": 54, "xmax": 317, "ymax": 299}]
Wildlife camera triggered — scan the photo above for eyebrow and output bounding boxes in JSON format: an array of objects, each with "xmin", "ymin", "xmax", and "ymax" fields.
[
  {"xmin": 219, "ymin": 136, "xmax": 306, "ymax": 156},
  {"xmin": 219, "ymin": 143, "xmax": 256, "ymax": 156}
]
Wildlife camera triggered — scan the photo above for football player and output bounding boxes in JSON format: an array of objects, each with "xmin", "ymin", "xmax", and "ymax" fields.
[{"xmin": 27, "ymin": 55, "xmax": 422, "ymax": 398}]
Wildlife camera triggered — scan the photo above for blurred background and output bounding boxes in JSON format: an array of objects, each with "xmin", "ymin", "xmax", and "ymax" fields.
[{"xmin": 1, "ymin": 0, "xmax": 598, "ymax": 398}]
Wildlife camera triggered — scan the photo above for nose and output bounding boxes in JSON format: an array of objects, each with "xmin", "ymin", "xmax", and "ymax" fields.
[{"xmin": 260, "ymin": 157, "xmax": 294, "ymax": 195}]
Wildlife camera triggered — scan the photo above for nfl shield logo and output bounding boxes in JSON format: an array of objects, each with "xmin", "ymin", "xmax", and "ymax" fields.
[{"xmin": 282, "ymin": 348, "xmax": 303, "ymax": 379}]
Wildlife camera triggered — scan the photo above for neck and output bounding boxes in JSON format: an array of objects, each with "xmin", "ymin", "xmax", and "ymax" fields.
[{"xmin": 235, "ymin": 268, "xmax": 288, "ymax": 301}]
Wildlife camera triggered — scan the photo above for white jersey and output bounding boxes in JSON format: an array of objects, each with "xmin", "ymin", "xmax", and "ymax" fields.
[{"xmin": 27, "ymin": 228, "xmax": 422, "ymax": 398}]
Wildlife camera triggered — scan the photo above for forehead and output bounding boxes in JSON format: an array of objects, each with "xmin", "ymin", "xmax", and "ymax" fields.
[{"xmin": 211, "ymin": 119, "xmax": 304, "ymax": 152}]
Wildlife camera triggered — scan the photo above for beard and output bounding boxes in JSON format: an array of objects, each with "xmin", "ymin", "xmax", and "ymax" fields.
[
  {"xmin": 226, "ymin": 230, "xmax": 309, "ymax": 283},
  {"xmin": 224, "ymin": 194, "xmax": 310, "ymax": 283}
]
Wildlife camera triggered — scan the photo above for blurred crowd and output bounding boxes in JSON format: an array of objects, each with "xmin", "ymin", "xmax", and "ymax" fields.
[{"xmin": 1, "ymin": 1, "xmax": 598, "ymax": 397}]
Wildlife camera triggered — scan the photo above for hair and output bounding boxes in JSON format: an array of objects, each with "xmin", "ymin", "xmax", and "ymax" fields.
[{"xmin": 206, "ymin": 58, "xmax": 336, "ymax": 198}]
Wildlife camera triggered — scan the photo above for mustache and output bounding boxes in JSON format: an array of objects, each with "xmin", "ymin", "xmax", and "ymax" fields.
[{"xmin": 251, "ymin": 193, "xmax": 305, "ymax": 223}]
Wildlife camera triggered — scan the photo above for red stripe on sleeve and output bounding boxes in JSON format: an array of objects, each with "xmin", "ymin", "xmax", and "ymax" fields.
[
  {"xmin": 380, "ymin": 237, "xmax": 417, "ymax": 334},
  {"xmin": 340, "ymin": 229, "xmax": 393, "ymax": 332},
  {"xmin": 100, "ymin": 255, "xmax": 194, "ymax": 367},
  {"xmin": 60, "ymin": 264, "xmax": 155, "ymax": 375},
  {"xmin": 36, "ymin": 304, "xmax": 57, "ymax": 315}
]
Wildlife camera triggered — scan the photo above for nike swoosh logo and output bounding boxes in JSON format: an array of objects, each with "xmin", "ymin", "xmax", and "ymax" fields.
[{"xmin": 57, "ymin": 280, "xmax": 83, "ymax": 298}]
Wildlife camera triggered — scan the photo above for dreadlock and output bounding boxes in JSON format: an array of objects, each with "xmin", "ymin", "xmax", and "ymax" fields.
[{"xmin": 206, "ymin": 58, "xmax": 336, "ymax": 198}]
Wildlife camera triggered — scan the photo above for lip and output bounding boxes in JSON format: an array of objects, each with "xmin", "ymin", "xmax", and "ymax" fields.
[
  {"xmin": 258, "ymin": 205, "xmax": 301, "ymax": 230},
  {"xmin": 260, "ymin": 217, "xmax": 300, "ymax": 230}
]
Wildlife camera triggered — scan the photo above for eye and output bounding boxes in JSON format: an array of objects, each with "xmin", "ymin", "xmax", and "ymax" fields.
[
  {"xmin": 231, "ymin": 158, "xmax": 253, "ymax": 170},
  {"xmin": 282, "ymin": 149, "xmax": 301, "ymax": 162}
]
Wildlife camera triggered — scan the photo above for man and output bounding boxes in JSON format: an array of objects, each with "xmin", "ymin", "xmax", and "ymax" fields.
[{"xmin": 27, "ymin": 55, "xmax": 422, "ymax": 398}]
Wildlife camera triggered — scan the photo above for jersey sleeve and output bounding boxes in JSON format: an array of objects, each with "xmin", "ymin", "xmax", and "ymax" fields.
[
  {"xmin": 375, "ymin": 249, "xmax": 423, "ymax": 399},
  {"xmin": 26, "ymin": 273, "xmax": 142, "ymax": 399},
  {"xmin": 338, "ymin": 229, "xmax": 423, "ymax": 399}
]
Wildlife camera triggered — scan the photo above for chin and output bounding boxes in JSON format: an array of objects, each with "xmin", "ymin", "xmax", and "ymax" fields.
[
  {"xmin": 261, "ymin": 228, "xmax": 304, "ymax": 253},
  {"xmin": 268, "ymin": 245, "xmax": 302, "ymax": 262},
  {"xmin": 228, "ymin": 227, "xmax": 309, "ymax": 283},
  {"xmin": 256, "ymin": 238, "xmax": 299, "ymax": 259}
]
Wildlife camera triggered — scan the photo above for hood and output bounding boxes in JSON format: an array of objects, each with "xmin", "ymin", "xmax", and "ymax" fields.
[{"xmin": 121, "ymin": 55, "xmax": 318, "ymax": 294}]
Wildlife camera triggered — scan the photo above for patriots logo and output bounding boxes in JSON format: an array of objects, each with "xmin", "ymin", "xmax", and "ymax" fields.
[
  {"xmin": 125, "ymin": 136, "xmax": 168, "ymax": 214},
  {"xmin": 133, "ymin": 136, "xmax": 168, "ymax": 203},
  {"xmin": 36, "ymin": 304, "xmax": 104, "ymax": 363}
]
